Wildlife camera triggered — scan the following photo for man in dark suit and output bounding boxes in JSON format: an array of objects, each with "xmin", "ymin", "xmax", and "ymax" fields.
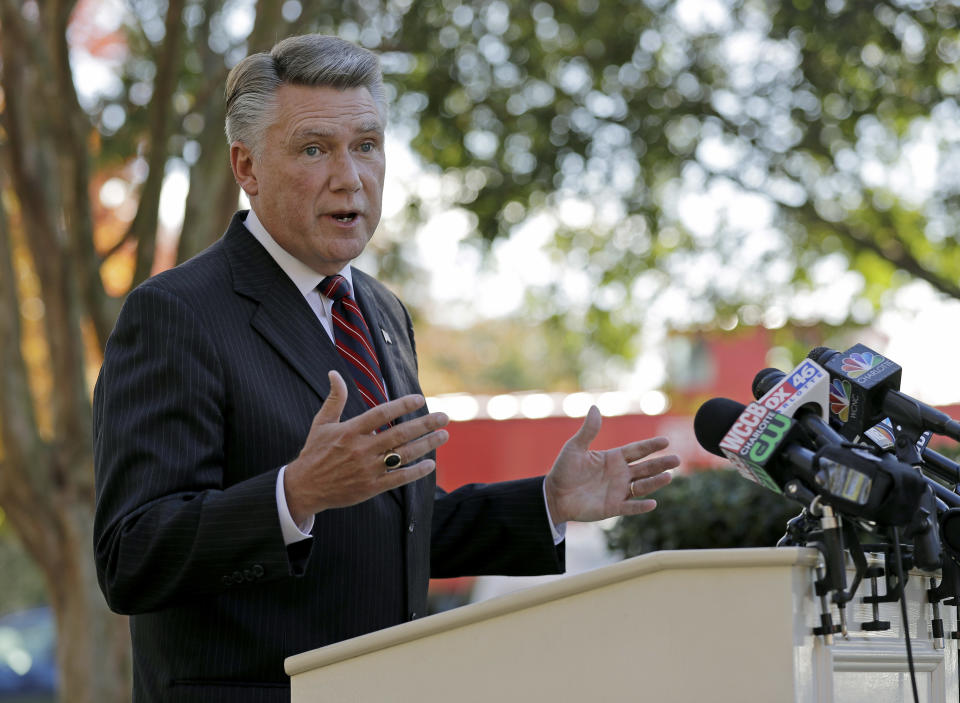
[{"xmin": 93, "ymin": 34, "xmax": 677, "ymax": 702}]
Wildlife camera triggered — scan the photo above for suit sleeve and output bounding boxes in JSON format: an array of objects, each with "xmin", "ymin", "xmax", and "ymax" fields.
[
  {"xmin": 93, "ymin": 284, "xmax": 309, "ymax": 615},
  {"xmin": 430, "ymin": 478, "xmax": 565, "ymax": 578}
]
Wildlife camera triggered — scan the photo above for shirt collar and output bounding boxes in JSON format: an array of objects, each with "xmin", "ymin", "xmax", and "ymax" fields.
[{"xmin": 243, "ymin": 209, "xmax": 354, "ymax": 297}]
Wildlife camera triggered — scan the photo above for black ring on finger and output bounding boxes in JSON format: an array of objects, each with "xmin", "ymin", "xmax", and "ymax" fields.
[{"xmin": 383, "ymin": 451, "xmax": 402, "ymax": 469}]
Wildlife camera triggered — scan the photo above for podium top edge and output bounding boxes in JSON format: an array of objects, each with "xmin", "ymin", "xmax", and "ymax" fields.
[{"xmin": 284, "ymin": 547, "xmax": 819, "ymax": 676}]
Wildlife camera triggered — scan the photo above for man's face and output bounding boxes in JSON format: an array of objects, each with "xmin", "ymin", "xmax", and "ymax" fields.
[{"xmin": 234, "ymin": 84, "xmax": 386, "ymax": 275}]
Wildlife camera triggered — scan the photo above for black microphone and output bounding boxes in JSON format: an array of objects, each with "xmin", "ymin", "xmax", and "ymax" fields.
[
  {"xmin": 694, "ymin": 397, "xmax": 928, "ymax": 527},
  {"xmin": 752, "ymin": 366, "xmax": 849, "ymax": 448},
  {"xmin": 753, "ymin": 364, "xmax": 960, "ymax": 485},
  {"xmin": 844, "ymin": 415, "xmax": 960, "ymax": 488},
  {"xmin": 940, "ymin": 508, "xmax": 960, "ymax": 557},
  {"xmin": 804, "ymin": 345, "xmax": 953, "ymax": 570},
  {"xmin": 923, "ymin": 449, "xmax": 960, "ymax": 485},
  {"xmin": 694, "ymin": 397, "xmax": 819, "ymax": 493},
  {"xmin": 809, "ymin": 344, "xmax": 960, "ymax": 442}
]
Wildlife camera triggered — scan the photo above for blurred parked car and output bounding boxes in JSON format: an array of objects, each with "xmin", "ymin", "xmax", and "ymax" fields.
[{"xmin": 0, "ymin": 607, "xmax": 55, "ymax": 702}]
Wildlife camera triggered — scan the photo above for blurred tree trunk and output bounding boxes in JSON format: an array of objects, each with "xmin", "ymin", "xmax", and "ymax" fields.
[
  {"xmin": 0, "ymin": 0, "xmax": 131, "ymax": 699},
  {"xmin": 177, "ymin": 0, "xmax": 237, "ymax": 263},
  {"xmin": 0, "ymin": 1, "xmax": 308, "ymax": 700},
  {"xmin": 178, "ymin": 0, "xmax": 291, "ymax": 262}
]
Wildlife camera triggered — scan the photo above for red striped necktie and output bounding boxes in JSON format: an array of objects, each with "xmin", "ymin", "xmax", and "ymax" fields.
[{"xmin": 319, "ymin": 275, "xmax": 389, "ymax": 410}]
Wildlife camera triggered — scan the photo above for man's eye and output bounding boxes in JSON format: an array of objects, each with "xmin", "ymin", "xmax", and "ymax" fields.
[
  {"xmin": 359, "ymin": 142, "xmax": 374, "ymax": 153},
  {"xmin": 304, "ymin": 146, "xmax": 319, "ymax": 156}
]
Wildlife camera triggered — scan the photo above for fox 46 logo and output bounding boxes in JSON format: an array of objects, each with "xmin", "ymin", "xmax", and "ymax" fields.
[{"xmin": 758, "ymin": 359, "xmax": 825, "ymax": 417}]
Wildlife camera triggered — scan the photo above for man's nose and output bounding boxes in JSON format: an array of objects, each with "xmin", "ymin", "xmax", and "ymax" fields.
[{"xmin": 329, "ymin": 151, "xmax": 362, "ymax": 192}]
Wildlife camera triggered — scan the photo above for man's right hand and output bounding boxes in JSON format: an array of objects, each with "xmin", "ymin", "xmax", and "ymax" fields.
[{"xmin": 284, "ymin": 370, "xmax": 449, "ymax": 524}]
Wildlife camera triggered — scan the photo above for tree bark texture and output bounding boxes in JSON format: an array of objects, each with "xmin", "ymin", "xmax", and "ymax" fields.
[{"xmin": 0, "ymin": 2, "xmax": 316, "ymax": 701}]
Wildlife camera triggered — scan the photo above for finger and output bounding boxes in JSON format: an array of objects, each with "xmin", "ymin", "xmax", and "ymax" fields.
[
  {"xmin": 568, "ymin": 405, "xmax": 602, "ymax": 450},
  {"xmin": 630, "ymin": 454, "xmax": 681, "ymax": 478},
  {"xmin": 375, "ymin": 412, "xmax": 450, "ymax": 452},
  {"xmin": 619, "ymin": 436, "xmax": 671, "ymax": 464},
  {"xmin": 377, "ymin": 460, "xmax": 437, "ymax": 491},
  {"xmin": 387, "ymin": 429, "xmax": 450, "ymax": 467},
  {"xmin": 619, "ymin": 498, "xmax": 659, "ymax": 516},
  {"xmin": 628, "ymin": 471, "xmax": 672, "ymax": 498},
  {"xmin": 352, "ymin": 393, "xmax": 428, "ymax": 434},
  {"xmin": 314, "ymin": 370, "xmax": 349, "ymax": 425}
]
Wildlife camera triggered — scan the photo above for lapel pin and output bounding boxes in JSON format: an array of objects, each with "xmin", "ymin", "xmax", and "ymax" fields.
[{"xmin": 381, "ymin": 328, "xmax": 393, "ymax": 344}]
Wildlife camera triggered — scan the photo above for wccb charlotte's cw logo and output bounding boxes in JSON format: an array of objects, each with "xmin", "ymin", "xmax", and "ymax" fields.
[
  {"xmin": 829, "ymin": 378, "xmax": 852, "ymax": 422},
  {"xmin": 841, "ymin": 351, "xmax": 885, "ymax": 379}
]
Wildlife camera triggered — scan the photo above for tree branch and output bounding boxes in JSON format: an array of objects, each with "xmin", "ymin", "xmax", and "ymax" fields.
[
  {"xmin": 0, "ymin": 152, "xmax": 53, "ymax": 546},
  {"xmin": 177, "ymin": 0, "xmax": 293, "ymax": 263},
  {"xmin": 0, "ymin": 0, "xmax": 95, "ymax": 489},
  {"xmin": 52, "ymin": 4, "xmax": 119, "ymax": 348},
  {"xmin": 0, "ymin": 169, "xmax": 42, "ymax": 475},
  {"xmin": 792, "ymin": 201, "xmax": 960, "ymax": 301},
  {"xmin": 45, "ymin": 0, "xmax": 119, "ymax": 351},
  {"xmin": 127, "ymin": 0, "xmax": 187, "ymax": 288}
]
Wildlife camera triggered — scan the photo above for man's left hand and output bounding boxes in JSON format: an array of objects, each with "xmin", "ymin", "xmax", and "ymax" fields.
[{"xmin": 544, "ymin": 405, "xmax": 679, "ymax": 525}]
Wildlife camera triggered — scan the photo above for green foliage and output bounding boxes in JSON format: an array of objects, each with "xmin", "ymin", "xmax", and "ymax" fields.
[
  {"xmin": 378, "ymin": 0, "xmax": 960, "ymax": 343},
  {"xmin": 606, "ymin": 468, "xmax": 803, "ymax": 557},
  {"xmin": 87, "ymin": 0, "xmax": 960, "ymax": 361}
]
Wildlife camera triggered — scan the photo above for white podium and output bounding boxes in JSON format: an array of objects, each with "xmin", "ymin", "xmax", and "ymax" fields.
[{"xmin": 285, "ymin": 547, "xmax": 959, "ymax": 702}]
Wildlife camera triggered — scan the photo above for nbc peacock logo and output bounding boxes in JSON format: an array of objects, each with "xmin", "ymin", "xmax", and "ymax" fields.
[
  {"xmin": 840, "ymin": 351, "xmax": 884, "ymax": 379},
  {"xmin": 829, "ymin": 379, "xmax": 851, "ymax": 422}
]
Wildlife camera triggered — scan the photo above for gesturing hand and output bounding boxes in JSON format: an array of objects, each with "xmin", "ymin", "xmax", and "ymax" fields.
[
  {"xmin": 544, "ymin": 406, "xmax": 678, "ymax": 525},
  {"xmin": 284, "ymin": 371, "xmax": 450, "ymax": 524}
]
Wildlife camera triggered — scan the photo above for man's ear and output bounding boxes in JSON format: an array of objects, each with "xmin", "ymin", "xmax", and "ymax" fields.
[{"xmin": 230, "ymin": 142, "xmax": 259, "ymax": 197}]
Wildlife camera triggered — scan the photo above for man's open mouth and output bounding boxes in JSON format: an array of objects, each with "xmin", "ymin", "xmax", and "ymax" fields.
[{"xmin": 331, "ymin": 212, "xmax": 358, "ymax": 223}]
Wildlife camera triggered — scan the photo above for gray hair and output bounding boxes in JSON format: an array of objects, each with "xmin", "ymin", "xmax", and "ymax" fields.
[{"xmin": 224, "ymin": 34, "xmax": 386, "ymax": 156}]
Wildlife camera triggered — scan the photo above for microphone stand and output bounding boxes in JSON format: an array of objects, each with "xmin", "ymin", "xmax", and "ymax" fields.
[
  {"xmin": 891, "ymin": 420, "xmax": 943, "ymax": 572},
  {"xmin": 783, "ymin": 480, "xmax": 854, "ymax": 642}
]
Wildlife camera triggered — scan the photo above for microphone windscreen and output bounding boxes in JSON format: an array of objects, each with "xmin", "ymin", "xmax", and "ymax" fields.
[
  {"xmin": 751, "ymin": 367, "xmax": 784, "ymax": 400},
  {"xmin": 807, "ymin": 346, "xmax": 837, "ymax": 365},
  {"xmin": 694, "ymin": 397, "xmax": 746, "ymax": 457}
]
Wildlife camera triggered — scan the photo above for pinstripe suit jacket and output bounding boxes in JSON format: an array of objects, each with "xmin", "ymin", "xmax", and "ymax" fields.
[{"xmin": 93, "ymin": 212, "xmax": 564, "ymax": 702}]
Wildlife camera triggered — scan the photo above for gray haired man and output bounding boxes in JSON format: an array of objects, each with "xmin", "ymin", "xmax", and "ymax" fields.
[{"xmin": 93, "ymin": 34, "xmax": 676, "ymax": 702}]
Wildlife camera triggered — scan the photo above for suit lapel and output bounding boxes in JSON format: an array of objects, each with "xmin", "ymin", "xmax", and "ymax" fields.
[
  {"xmin": 222, "ymin": 215, "xmax": 370, "ymax": 420},
  {"xmin": 222, "ymin": 215, "xmax": 414, "ymax": 510}
]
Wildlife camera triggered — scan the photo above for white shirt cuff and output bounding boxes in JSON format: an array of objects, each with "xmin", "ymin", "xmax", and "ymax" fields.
[
  {"xmin": 276, "ymin": 466, "xmax": 314, "ymax": 545},
  {"xmin": 543, "ymin": 480, "xmax": 566, "ymax": 545}
]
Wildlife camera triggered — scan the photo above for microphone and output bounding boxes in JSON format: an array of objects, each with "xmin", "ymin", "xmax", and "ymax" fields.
[
  {"xmin": 751, "ymin": 360, "xmax": 848, "ymax": 448},
  {"xmin": 752, "ymin": 361, "xmax": 945, "ymax": 570},
  {"xmin": 695, "ymin": 397, "xmax": 854, "ymax": 641},
  {"xmin": 694, "ymin": 397, "xmax": 928, "ymax": 527},
  {"xmin": 754, "ymin": 364, "xmax": 960, "ymax": 498},
  {"xmin": 810, "ymin": 344, "xmax": 960, "ymax": 442},
  {"xmin": 857, "ymin": 417, "xmax": 960, "ymax": 486},
  {"xmin": 694, "ymin": 397, "xmax": 810, "ymax": 496}
]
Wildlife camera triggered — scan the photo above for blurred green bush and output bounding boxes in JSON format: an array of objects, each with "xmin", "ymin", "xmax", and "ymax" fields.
[{"xmin": 606, "ymin": 468, "xmax": 803, "ymax": 558}]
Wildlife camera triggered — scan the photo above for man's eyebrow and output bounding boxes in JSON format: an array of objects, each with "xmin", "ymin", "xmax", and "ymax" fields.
[
  {"xmin": 292, "ymin": 128, "xmax": 335, "ymax": 141},
  {"xmin": 356, "ymin": 120, "xmax": 384, "ymax": 135},
  {"xmin": 293, "ymin": 122, "xmax": 384, "ymax": 141}
]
